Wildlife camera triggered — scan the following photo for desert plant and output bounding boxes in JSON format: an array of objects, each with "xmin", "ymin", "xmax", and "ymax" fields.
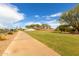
[
  {"xmin": 7, "ymin": 31, "xmax": 14, "ymax": 35},
  {"xmin": 0, "ymin": 34, "xmax": 7, "ymax": 41}
]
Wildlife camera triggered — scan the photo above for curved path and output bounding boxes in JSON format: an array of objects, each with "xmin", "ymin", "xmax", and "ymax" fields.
[{"xmin": 2, "ymin": 31, "xmax": 60, "ymax": 56}]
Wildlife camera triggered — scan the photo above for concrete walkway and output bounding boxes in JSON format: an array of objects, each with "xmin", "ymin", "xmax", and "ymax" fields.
[{"xmin": 2, "ymin": 31, "xmax": 60, "ymax": 56}]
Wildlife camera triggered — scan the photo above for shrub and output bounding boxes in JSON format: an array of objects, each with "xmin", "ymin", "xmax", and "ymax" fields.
[
  {"xmin": 0, "ymin": 34, "xmax": 7, "ymax": 41},
  {"xmin": 7, "ymin": 31, "xmax": 14, "ymax": 35}
]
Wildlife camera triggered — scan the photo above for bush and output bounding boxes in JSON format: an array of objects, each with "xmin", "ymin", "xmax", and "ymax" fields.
[
  {"xmin": 55, "ymin": 25, "xmax": 73, "ymax": 33},
  {"xmin": 0, "ymin": 34, "xmax": 7, "ymax": 41},
  {"xmin": 8, "ymin": 31, "xmax": 14, "ymax": 35}
]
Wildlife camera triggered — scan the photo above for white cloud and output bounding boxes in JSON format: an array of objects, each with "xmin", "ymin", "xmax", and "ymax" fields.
[
  {"xmin": 48, "ymin": 23, "xmax": 60, "ymax": 29},
  {"xmin": 0, "ymin": 3, "xmax": 24, "ymax": 28},
  {"xmin": 26, "ymin": 22, "xmax": 42, "ymax": 25},
  {"xmin": 50, "ymin": 12, "xmax": 62, "ymax": 17},
  {"xmin": 25, "ymin": 20, "xmax": 60, "ymax": 29},
  {"xmin": 46, "ymin": 20, "xmax": 60, "ymax": 29},
  {"xmin": 34, "ymin": 15, "xmax": 40, "ymax": 18},
  {"xmin": 41, "ymin": 12, "xmax": 62, "ymax": 20},
  {"xmin": 45, "ymin": 16, "xmax": 51, "ymax": 20},
  {"xmin": 0, "ymin": 24, "xmax": 6, "ymax": 28}
]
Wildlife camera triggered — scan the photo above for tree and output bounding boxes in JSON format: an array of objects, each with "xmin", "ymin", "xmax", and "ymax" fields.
[
  {"xmin": 26, "ymin": 24, "xmax": 51, "ymax": 30},
  {"xmin": 33, "ymin": 24, "xmax": 41, "ymax": 30},
  {"xmin": 56, "ymin": 25, "xmax": 70, "ymax": 32},
  {"xmin": 26, "ymin": 24, "xmax": 41, "ymax": 30},
  {"xmin": 60, "ymin": 5, "xmax": 79, "ymax": 33},
  {"xmin": 41, "ymin": 24, "xmax": 51, "ymax": 29}
]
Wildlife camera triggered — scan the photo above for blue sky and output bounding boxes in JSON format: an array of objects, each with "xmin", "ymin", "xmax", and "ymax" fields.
[{"xmin": 0, "ymin": 3, "xmax": 77, "ymax": 29}]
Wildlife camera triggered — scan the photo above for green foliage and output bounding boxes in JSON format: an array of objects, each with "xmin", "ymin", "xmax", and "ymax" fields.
[
  {"xmin": 26, "ymin": 24, "xmax": 51, "ymax": 30},
  {"xmin": 7, "ymin": 29, "xmax": 18, "ymax": 35},
  {"xmin": 60, "ymin": 5, "xmax": 79, "ymax": 33},
  {"xmin": 41, "ymin": 24, "xmax": 51, "ymax": 29},
  {"xmin": 0, "ymin": 29, "xmax": 9, "ymax": 33},
  {"xmin": 0, "ymin": 28, "xmax": 17, "ymax": 35},
  {"xmin": 56, "ymin": 25, "xmax": 72, "ymax": 32}
]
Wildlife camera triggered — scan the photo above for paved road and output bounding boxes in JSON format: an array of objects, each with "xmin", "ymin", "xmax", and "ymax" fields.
[{"xmin": 2, "ymin": 31, "xmax": 60, "ymax": 56}]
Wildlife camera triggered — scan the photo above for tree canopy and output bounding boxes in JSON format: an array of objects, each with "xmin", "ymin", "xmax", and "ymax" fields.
[
  {"xmin": 60, "ymin": 5, "xmax": 79, "ymax": 33},
  {"xmin": 26, "ymin": 24, "xmax": 51, "ymax": 30}
]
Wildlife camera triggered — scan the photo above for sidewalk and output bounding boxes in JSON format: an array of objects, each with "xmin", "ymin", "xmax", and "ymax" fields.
[{"xmin": 3, "ymin": 31, "xmax": 60, "ymax": 56}]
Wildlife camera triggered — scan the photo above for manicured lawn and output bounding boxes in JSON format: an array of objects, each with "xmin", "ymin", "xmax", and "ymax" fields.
[{"xmin": 26, "ymin": 31, "xmax": 79, "ymax": 56}]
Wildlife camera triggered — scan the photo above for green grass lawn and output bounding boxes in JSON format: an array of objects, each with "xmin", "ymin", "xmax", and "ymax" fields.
[{"xmin": 26, "ymin": 31, "xmax": 79, "ymax": 56}]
